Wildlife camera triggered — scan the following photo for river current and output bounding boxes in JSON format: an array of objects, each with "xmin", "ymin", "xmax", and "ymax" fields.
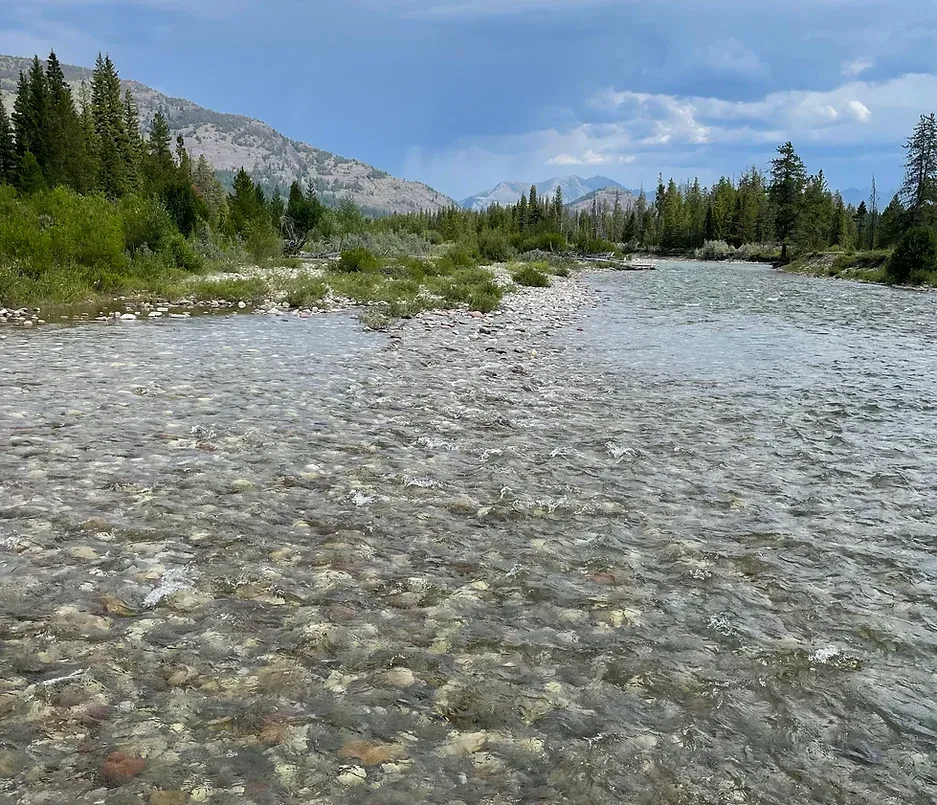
[{"xmin": 1, "ymin": 261, "xmax": 935, "ymax": 804}]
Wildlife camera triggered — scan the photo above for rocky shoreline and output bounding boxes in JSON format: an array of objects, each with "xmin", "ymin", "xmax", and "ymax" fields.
[{"xmin": 0, "ymin": 266, "xmax": 599, "ymax": 331}]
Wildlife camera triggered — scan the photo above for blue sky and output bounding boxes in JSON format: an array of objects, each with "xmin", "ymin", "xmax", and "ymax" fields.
[{"xmin": 1, "ymin": 0, "xmax": 936, "ymax": 199}]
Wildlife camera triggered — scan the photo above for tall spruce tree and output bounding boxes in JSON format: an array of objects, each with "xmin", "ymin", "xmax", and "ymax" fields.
[
  {"xmin": 769, "ymin": 141, "xmax": 807, "ymax": 260},
  {"xmin": 46, "ymin": 50, "xmax": 85, "ymax": 191},
  {"xmin": 901, "ymin": 113, "xmax": 937, "ymax": 225},
  {"xmin": 91, "ymin": 54, "xmax": 129, "ymax": 196},
  {"xmin": 0, "ymin": 91, "xmax": 16, "ymax": 185},
  {"xmin": 123, "ymin": 89, "xmax": 144, "ymax": 191},
  {"xmin": 146, "ymin": 110, "xmax": 174, "ymax": 187}
]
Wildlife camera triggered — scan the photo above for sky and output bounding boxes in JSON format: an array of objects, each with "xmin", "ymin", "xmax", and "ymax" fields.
[{"xmin": 1, "ymin": 0, "xmax": 936, "ymax": 200}]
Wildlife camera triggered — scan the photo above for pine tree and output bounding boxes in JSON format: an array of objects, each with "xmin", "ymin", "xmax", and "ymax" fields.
[
  {"xmin": 796, "ymin": 170, "xmax": 834, "ymax": 252},
  {"xmin": 146, "ymin": 110, "xmax": 174, "ymax": 185},
  {"xmin": 868, "ymin": 175, "xmax": 879, "ymax": 249},
  {"xmin": 91, "ymin": 54, "xmax": 129, "ymax": 196},
  {"xmin": 75, "ymin": 81, "xmax": 99, "ymax": 193},
  {"xmin": 12, "ymin": 60, "xmax": 51, "ymax": 187},
  {"xmin": 901, "ymin": 113, "xmax": 937, "ymax": 225},
  {"xmin": 769, "ymin": 142, "xmax": 807, "ymax": 260},
  {"xmin": 229, "ymin": 167, "xmax": 263, "ymax": 234},
  {"xmin": 192, "ymin": 154, "xmax": 227, "ymax": 227},
  {"xmin": 0, "ymin": 90, "xmax": 16, "ymax": 185},
  {"xmin": 44, "ymin": 50, "xmax": 84, "ymax": 189},
  {"xmin": 659, "ymin": 179, "xmax": 684, "ymax": 250},
  {"xmin": 611, "ymin": 191, "xmax": 624, "ymax": 241},
  {"xmin": 878, "ymin": 194, "xmax": 906, "ymax": 249},
  {"xmin": 123, "ymin": 89, "xmax": 144, "ymax": 190},
  {"xmin": 854, "ymin": 201, "xmax": 868, "ymax": 250},
  {"xmin": 552, "ymin": 185, "xmax": 563, "ymax": 230}
]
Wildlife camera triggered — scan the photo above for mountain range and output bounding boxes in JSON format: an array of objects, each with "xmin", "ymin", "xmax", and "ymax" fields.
[
  {"xmin": 459, "ymin": 175, "xmax": 631, "ymax": 211},
  {"xmin": 0, "ymin": 54, "xmax": 456, "ymax": 215}
]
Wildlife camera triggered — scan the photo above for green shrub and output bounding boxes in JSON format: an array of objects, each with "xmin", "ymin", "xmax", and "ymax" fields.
[
  {"xmin": 518, "ymin": 232, "xmax": 567, "ymax": 253},
  {"xmin": 478, "ymin": 230, "xmax": 516, "ymax": 262},
  {"xmin": 119, "ymin": 194, "xmax": 175, "ymax": 255},
  {"xmin": 512, "ymin": 265, "xmax": 551, "ymax": 287},
  {"xmin": 580, "ymin": 238, "xmax": 618, "ymax": 256},
  {"xmin": 336, "ymin": 247, "xmax": 381, "ymax": 273},
  {"xmin": 244, "ymin": 221, "xmax": 283, "ymax": 265},
  {"xmin": 467, "ymin": 289, "xmax": 501, "ymax": 313},
  {"xmin": 695, "ymin": 240, "xmax": 736, "ymax": 260},
  {"xmin": 887, "ymin": 228, "xmax": 937, "ymax": 285},
  {"xmin": 283, "ymin": 276, "xmax": 327, "ymax": 307},
  {"xmin": 436, "ymin": 245, "xmax": 477, "ymax": 272}
]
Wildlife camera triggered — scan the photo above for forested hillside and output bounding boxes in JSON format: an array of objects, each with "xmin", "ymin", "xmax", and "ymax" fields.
[{"xmin": 0, "ymin": 53, "xmax": 454, "ymax": 215}]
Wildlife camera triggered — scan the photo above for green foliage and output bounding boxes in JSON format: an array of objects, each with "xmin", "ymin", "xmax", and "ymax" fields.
[
  {"xmin": 119, "ymin": 194, "xmax": 174, "ymax": 254},
  {"xmin": 243, "ymin": 221, "xmax": 282, "ymax": 265},
  {"xmin": 336, "ymin": 247, "xmax": 382, "ymax": 273},
  {"xmin": 283, "ymin": 275, "xmax": 327, "ymax": 307},
  {"xmin": 187, "ymin": 276, "xmax": 269, "ymax": 304},
  {"xmin": 887, "ymin": 227, "xmax": 937, "ymax": 285},
  {"xmin": 436, "ymin": 244, "xmax": 477, "ymax": 272},
  {"xmin": 581, "ymin": 238, "xmax": 618, "ymax": 255},
  {"xmin": 695, "ymin": 240, "xmax": 736, "ymax": 260},
  {"xmin": 511, "ymin": 264, "xmax": 551, "ymax": 287},
  {"xmin": 478, "ymin": 229, "xmax": 515, "ymax": 262}
]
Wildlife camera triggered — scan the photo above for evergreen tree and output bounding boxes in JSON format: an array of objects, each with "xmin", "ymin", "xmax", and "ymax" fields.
[
  {"xmin": 868, "ymin": 175, "xmax": 879, "ymax": 249},
  {"xmin": 854, "ymin": 201, "xmax": 868, "ymax": 250},
  {"xmin": 75, "ymin": 82, "xmax": 99, "ymax": 193},
  {"xmin": 878, "ymin": 194, "xmax": 906, "ymax": 249},
  {"xmin": 12, "ymin": 60, "xmax": 51, "ymax": 185},
  {"xmin": 611, "ymin": 191, "xmax": 624, "ymax": 242},
  {"xmin": 769, "ymin": 141, "xmax": 807, "ymax": 260},
  {"xmin": 146, "ymin": 110, "xmax": 174, "ymax": 186},
  {"xmin": 192, "ymin": 154, "xmax": 228, "ymax": 227},
  {"xmin": 901, "ymin": 113, "xmax": 937, "ymax": 225},
  {"xmin": 91, "ymin": 54, "xmax": 129, "ymax": 197},
  {"xmin": 0, "ymin": 91, "xmax": 16, "ymax": 185},
  {"xmin": 552, "ymin": 185, "xmax": 563, "ymax": 230},
  {"xmin": 122, "ymin": 89, "xmax": 144, "ymax": 190},
  {"xmin": 269, "ymin": 187, "xmax": 285, "ymax": 230},
  {"xmin": 659, "ymin": 179, "xmax": 684, "ymax": 250},
  {"xmin": 44, "ymin": 50, "xmax": 84, "ymax": 188},
  {"xmin": 229, "ymin": 167, "xmax": 264, "ymax": 234}
]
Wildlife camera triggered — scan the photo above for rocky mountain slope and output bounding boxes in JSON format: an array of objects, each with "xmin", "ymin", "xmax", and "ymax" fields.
[
  {"xmin": 0, "ymin": 54, "xmax": 455, "ymax": 215},
  {"xmin": 460, "ymin": 175, "xmax": 624, "ymax": 210},
  {"xmin": 566, "ymin": 187, "xmax": 638, "ymax": 214}
]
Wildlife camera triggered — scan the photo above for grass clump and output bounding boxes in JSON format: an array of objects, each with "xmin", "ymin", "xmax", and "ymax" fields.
[
  {"xmin": 511, "ymin": 264, "xmax": 551, "ymax": 288},
  {"xmin": 283, "ymin": 275, "xmax": 328, "ymax": 307},
  {"xmin": 187, "ymin": 276, "xmax": 270, "ymax": 305}
]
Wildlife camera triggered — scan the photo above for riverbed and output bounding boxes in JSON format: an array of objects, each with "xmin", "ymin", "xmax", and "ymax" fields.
[{"xmin": 1, "ymin": 261, "xmax": 935, "ymax": 804}]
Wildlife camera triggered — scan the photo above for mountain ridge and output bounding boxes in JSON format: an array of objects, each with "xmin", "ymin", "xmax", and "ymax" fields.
[
  {"xmin": 0, "ymin": 54, "xmax": 456, "ymax": 215},
  {"xmin": 460, "ymin": 175, "xmax": 625, "ymax": 210}
]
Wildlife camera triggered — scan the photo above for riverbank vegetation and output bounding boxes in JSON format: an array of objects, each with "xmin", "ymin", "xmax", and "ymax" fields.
[{"xmin": 2, "ymin": 48, "xmax": 937, "ymax": 313}]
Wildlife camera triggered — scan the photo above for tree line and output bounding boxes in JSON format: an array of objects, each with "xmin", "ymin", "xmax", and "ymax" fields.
[{"xmin": 374, "ymin": 118, "xmax": 937, "ymax": 282}]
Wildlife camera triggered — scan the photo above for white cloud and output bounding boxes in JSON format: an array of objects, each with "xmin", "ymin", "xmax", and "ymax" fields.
[
  {"xmin": 548, "ymin": 150, "xmax": 635, "ymax": 166},
  {"xmin": 594, "ymin": 73, "xmax": 937, "ymax": 145},
  {"xmin": 842, "ymin": 58, "xmax": 873, "ymax": 77}
]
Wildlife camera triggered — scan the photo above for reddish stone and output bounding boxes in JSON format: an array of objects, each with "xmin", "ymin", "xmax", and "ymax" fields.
[{"xmin": 101, "ymin": 751, "xmax": 146, "ymax": 785}]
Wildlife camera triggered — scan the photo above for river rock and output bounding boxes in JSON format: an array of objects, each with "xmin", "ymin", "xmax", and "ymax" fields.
[{"xmin": 100, "ymin": 751, "xmax": 146, "ymax": 785}]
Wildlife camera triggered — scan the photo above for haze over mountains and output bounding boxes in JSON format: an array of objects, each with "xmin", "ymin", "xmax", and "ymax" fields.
[
  {"xmin": 0, "ymin": 54, "xmax": 456, "ymax": 215},
  {"xmin": 459, "ymin": 176, "xmax": 637, "ymax": 211}
]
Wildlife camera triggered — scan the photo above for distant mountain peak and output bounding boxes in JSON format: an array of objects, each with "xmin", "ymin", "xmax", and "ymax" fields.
[{"xmin": 460, "ymin": 174, "xmax": 625, "ymax": 210}]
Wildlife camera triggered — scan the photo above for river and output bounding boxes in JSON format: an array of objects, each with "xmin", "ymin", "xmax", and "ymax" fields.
[{"xmin": 1, "ymin": 260, "xmax": 935, "ymax": 804}]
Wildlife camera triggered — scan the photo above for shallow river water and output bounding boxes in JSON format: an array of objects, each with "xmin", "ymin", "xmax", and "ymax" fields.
[{"xmin": 1, "ymin": 261, "xmax": 935, "ymax": 804}]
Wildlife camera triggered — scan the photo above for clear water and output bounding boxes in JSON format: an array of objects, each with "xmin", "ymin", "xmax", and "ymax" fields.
[{"xmin": 1, "ymin": 262, "xmax": 935, "ymax": 804}]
